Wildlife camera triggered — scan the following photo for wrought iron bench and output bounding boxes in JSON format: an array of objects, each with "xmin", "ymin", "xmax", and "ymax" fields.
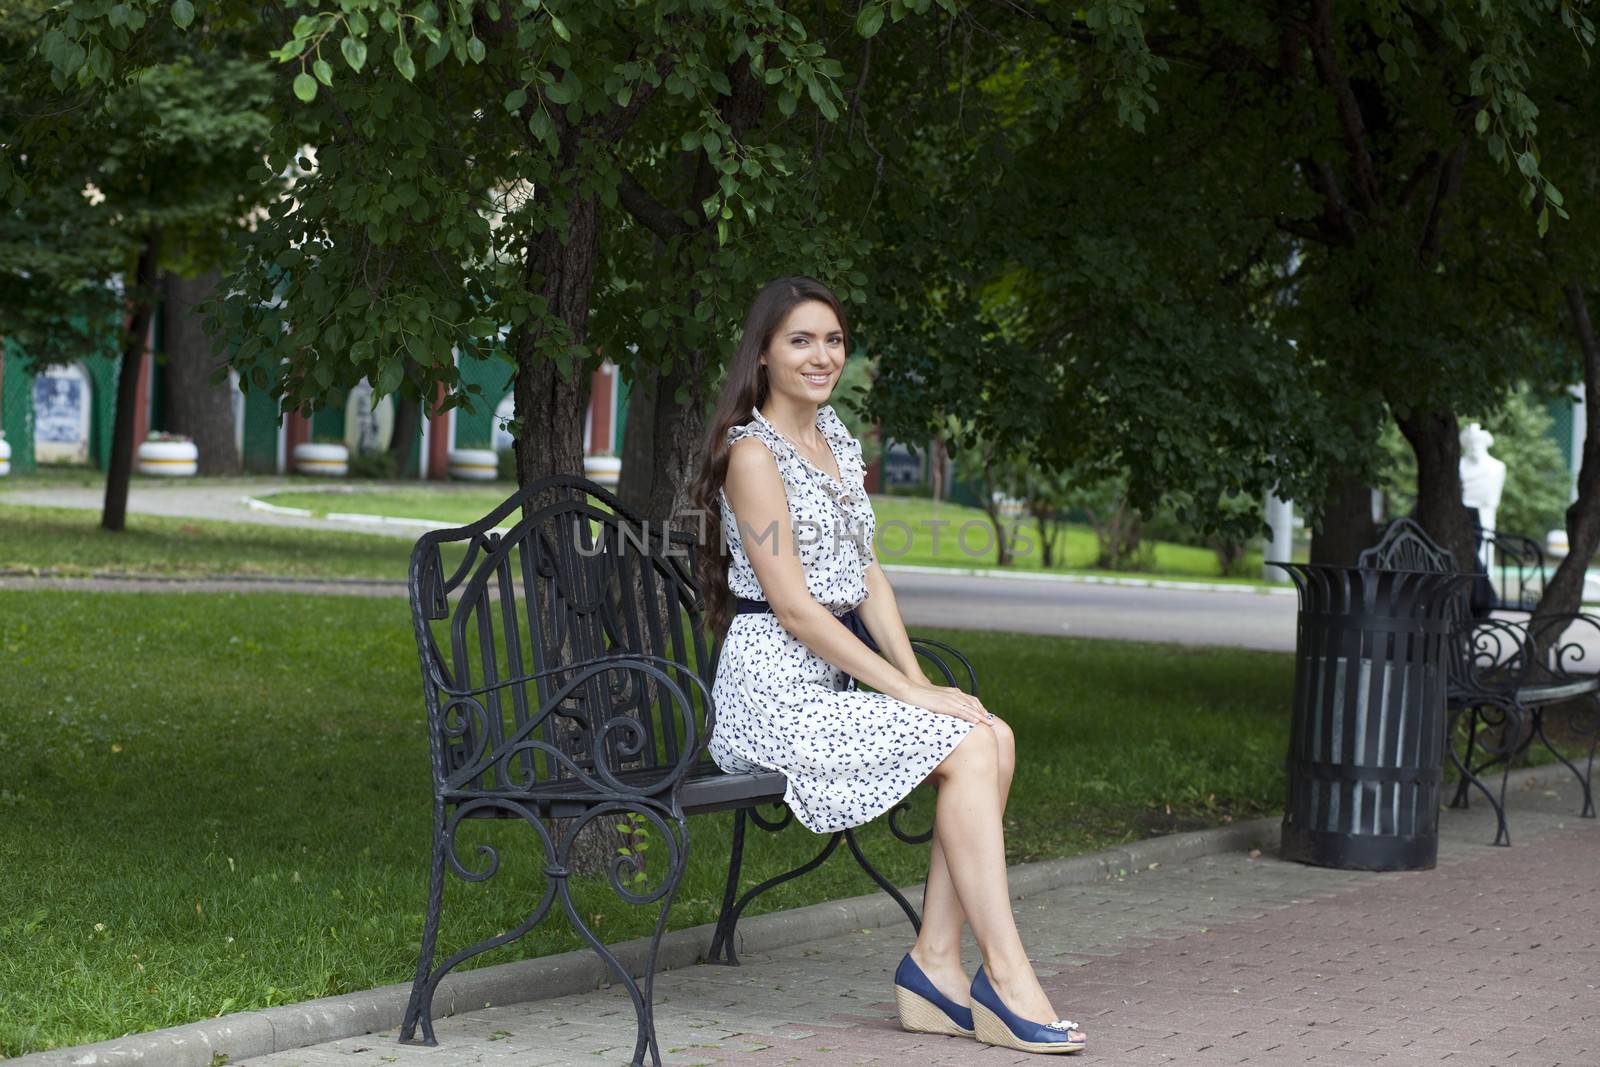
[
  {"xmin": 1361, "ymin": 519, "xmax": 1597, "ymax": 846},
  {"xmin": 1480, "ymin": 529, "xmax": 1547, "ymax": 613},
  {"xmin": 396, "ymin": 475, "xmax": 977, "ymax": 1066}
]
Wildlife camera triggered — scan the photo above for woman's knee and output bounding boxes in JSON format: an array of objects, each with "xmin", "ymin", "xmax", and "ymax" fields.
[
  {"xmin": 988, "ymin": 714, "xmax": 1016, "ymax": 775},
  {"xmin": 933, "ymin": 722, "xmax": 998, "ymax": 782}
]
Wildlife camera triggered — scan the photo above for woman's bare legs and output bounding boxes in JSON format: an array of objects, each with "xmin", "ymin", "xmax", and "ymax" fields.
[
  {"xmin": 917, "ymin": 723, "xmax": 1069, "ymax": 1028},
  {"xmin": 909, "ymin": 717, "xmax": 1015, "ymax": 1005}
]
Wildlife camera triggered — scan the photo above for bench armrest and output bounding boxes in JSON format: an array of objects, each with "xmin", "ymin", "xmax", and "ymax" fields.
[
  {"xmin": 1451, "ymin": 617, "xmax": 1537, "ymax": 698},
  {"xmin": 1523, "ymin": 612, "xmax": 1600, "ymax": 683},
  {"xmin": 907, "ymin": 636, "xmax": 980, "ymax": 696}
]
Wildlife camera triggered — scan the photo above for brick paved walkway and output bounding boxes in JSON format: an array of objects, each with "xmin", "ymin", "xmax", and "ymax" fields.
[{"xmin": 241, "ymin": 775, "xmax": 1597, "ymax": 1067}]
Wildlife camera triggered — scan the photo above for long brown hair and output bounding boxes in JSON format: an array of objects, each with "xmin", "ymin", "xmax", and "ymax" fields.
[{"xmin": 690, "ymin": 276, "xmax": 852, "ymax": 639}]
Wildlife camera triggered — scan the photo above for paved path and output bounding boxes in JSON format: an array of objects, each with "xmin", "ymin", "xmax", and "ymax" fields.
[
  {"xmin": 239, "ymin": 776, "xmax": 1597, "ymax": 1067},
  {"xmin": 885, "ymin": 569, "xmax": 1297, "ymax": 651}
]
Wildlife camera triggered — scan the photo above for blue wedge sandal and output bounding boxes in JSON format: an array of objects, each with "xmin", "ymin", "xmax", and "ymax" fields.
[
  {"xmin": 893, "ymin": 953, "xmax": 975, "ymax": 1038},
  {"xmin": 970, "ymin": 965, "xmax": 1086, "ymax": 1054}
]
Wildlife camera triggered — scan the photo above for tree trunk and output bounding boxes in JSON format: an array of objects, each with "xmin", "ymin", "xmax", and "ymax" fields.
[
  {"xmin": 160, "ymin": 269, "xmax": 240, "ymax": 475},
  {"xmin": 1309, "ymin": 473, "xmax": 1377, "ymax": 565},
  {"xmin": 103, "ymin": 233, "xmax": 161, "ymax": 532},
  {"xmin": 510, "ymin": 194, "xmax": 597, "ymax": 488},
  {"xmin": 388, "ymin": 393, "xmax": 421, "ymax": 478},
  {"xmin": 1029, "ymin": 503, "xmax": 1058, "ymax": 568},
  {"xmin": 645, "ymin": 348, "xmax": 717, "ymax": 535},
  {"xmin": 1396, "ymin": 408, "xmax": 1474, "ymax": 569},
  {"xmin": 507, "ymin": 176, "xmax": 617, "ymax": 875},
  {"xmin": 1537, "ymin": 281, "xmax": 1600, "ymax": 622},
  {"xmin": 616, "ymin": 364, "xmax": 658, "ymax": 518}
]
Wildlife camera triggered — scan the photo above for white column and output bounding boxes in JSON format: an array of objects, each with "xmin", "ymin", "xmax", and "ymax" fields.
[{"xmin": 1264, "ymin": 490, "xmax": 1295, "ymax": 581}]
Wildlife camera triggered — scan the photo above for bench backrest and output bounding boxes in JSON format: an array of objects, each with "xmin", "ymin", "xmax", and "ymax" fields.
[
  {"xmin": 1357, "ymin": 517, "xmax": 1457, "ymax": 573},
  {"xmin": 1360, "ymin": 517, "xmax": 1542, "ymax": 696},
  {"xmin": 407, "ymin": 475, "xmax": 715, "ymax": 799}
]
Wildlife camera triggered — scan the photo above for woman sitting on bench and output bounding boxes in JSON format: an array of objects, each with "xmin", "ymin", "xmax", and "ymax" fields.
[{"xmin": 687, "ymin": 276, "xmax": 1087, "ymax": 1056}]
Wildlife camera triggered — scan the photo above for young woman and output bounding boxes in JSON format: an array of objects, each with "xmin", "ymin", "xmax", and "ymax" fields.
[{"xmin": 688, "ymin": 277, "xmax": 1087, "ymax": 1055}]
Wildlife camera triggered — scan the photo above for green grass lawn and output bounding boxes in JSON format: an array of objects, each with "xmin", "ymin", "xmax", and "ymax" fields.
[
  {"xmin": 0, "ymin": 590, "xmax": 1294, "ymax": 1054},
  {"xmin": 259, "ymin": 486, "xmax": 1271, "ymax": 583},
  {"xmin": 0, "ymin": 505, "xmax": 413, "ymax": 579}
]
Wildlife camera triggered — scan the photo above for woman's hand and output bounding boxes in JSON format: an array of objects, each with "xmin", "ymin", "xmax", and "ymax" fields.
[{"xmin": 898, "ymin": 681, "xmax": 993, "ymax": 724}]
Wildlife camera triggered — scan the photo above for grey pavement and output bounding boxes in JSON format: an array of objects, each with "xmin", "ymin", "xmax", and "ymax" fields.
[
  {"xmin": 228, "ymin": 773, "xmax": 1598, "ymax": 1067},
  {"xmin": 885, "ymin": 568, "xmax": 1298, "ymax": 652}
]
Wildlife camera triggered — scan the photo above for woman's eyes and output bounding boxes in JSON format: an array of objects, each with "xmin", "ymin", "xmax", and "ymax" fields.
[{"xmin": 791, "ymin": 337, "xmax": 844, "ymax": 347}]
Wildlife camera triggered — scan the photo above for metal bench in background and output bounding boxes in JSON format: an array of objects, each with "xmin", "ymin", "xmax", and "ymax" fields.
[
  {"xmin": 396, "ymin": 475, "xmax": 978, "ymax": 1067},
  {"xmin": 1481, "ymin": 529, "xmax": 1547, "ymax": 613},
  {"xmin": 1361, "ymin": 519, "xmax": 1597, "ymax": 846}
]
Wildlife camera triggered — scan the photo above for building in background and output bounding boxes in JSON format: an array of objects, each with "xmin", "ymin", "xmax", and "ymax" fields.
[{"xmin": 7, "ymin": 314, "xmax": 992, "ymax": 503}]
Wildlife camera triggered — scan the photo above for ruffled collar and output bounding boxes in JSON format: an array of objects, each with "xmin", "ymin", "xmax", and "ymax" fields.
[
  {"xmin": 748, "ymin": 404, "xmax": 852, "ymax": 488},
  {"xmin": 749, "ymin": 404, "xmax": 849, "ymax": 443}
]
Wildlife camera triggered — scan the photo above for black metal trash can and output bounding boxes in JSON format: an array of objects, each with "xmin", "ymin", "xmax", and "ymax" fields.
[{"xmin": 1272, "ymin": 563, "xmax": 1467, "ymax": 871}]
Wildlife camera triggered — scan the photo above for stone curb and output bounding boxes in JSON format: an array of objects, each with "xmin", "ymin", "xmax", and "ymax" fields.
[{"xmin": 10, "ymin": 769, "xmax": 1573, "ymax": 1066}]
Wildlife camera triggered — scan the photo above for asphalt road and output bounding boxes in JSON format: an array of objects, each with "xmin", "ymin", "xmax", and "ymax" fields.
[{"xmin": 886, "ymin": 568, "xmax": 1298, "ymax": 652}]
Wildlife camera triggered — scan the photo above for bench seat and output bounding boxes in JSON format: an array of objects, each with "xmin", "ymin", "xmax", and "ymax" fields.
[{"xmin": 446, "ymin": 765, "xmax": 788, "ymax": 820}]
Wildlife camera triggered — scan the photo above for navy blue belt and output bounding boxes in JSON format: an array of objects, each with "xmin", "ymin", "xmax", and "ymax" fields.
[{"xmin": 734, "ymin": 596, "xmax": 881, "ymax": 686}]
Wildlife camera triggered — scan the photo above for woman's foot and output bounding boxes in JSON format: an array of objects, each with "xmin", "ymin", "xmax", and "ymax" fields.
[
  {"xmin": 895, "ymin": 950, "xmax": 974, "ymax": 1037},
  {"xmin": 971, "ymin": 967, "xmax": 1087, "ymax": 1054},
  {"xmin": 972, "ymin": 964, "xmax": 1086, "ymax": 1053},
  {"xmin": 908, "ymin": 946, "xmax": 971, "ymax": 1009}
]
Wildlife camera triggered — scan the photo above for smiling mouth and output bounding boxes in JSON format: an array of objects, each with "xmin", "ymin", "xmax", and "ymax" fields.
[{"xmin": 802, "ymin": 371, "xmax": 832, "ymax": 385}]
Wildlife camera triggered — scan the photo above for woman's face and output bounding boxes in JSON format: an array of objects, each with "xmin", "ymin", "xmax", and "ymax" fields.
[{"xmin": 761, "ymin": 300, "xmax": 845, "ymax": 404}]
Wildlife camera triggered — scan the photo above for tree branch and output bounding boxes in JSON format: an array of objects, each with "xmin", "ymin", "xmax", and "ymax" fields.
[
  {"xmin": 617, "ymin": 169, "xmax": 693, "ymax": 241},
  {"xmin": 1416, "ymin": 138, "xmax": 1467, "ymax": 264},
  {"xmin": 1305, "ymin": 0, "xmax": 1381, "ymax": 220}
]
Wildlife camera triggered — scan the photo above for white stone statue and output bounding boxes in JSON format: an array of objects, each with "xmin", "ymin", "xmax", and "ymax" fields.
[
  {"xmin": 1460, "ymin": 422, "xmax": 1507, "ymax": 575},
  {"xmin": 1459, "ymin": 422, "xmax": 1506, "ymax": 534}
]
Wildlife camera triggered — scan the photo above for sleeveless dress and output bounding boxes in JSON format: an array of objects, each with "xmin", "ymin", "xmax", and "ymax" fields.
[{"xmin": 707, "ymin": 404, "xmax": 975, "ymax": 834}]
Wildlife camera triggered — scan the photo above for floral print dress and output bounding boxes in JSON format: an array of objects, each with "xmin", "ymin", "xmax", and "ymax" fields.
[{"xmin": 707, "ymin": 404, "xmax": 975, "ymax": 834}]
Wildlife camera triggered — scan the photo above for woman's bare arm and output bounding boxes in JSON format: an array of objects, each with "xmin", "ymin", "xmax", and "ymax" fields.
[
  {"xmin": 856, "ymin": 558, "xmax": 932, "ymax": 685},
  {"xmin": 722, "ymin": 438, "xmax": 922, "ymax": 701}
]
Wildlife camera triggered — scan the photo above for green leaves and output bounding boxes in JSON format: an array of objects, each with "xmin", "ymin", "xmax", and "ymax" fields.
[
  {"xmin": 341, "ymin": 35, "xmax": 367, "ymax": 73},
  {"xmin": 527, "ymin": 108, "xmax": 555, "ymax": 150},
  {"xmin": 170, "ymin": 0, "xmax": 195, "ymax": 30},
  {"xmin": 544, "ymin": 75, "xmax": 578, "ymax": 105},
  {"xmin": 292, "ymin": 72, "xmax": 317, "ymax": 103},
  {"xmin": 856, "ymin": 3, "xmax": 885, "ymax": 38},
  {"xmin": 393, "ymin": 43, "xmax": 415, "ymax": 81}
]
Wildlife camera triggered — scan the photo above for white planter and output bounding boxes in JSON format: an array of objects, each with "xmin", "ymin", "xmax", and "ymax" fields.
[
  {"xmin": 136, "ymin": 440, "xmax": 198, "ymax": 477},
  {"xmin": 584, "ymin": 455, "xmax": 622, "ymax": 487},
  {"xmin": 448, "ymin": 448, "xmax": 499, "ymax": 481},
  {"xmin": 0, "ymin": 437, "xmax": 10, "ymax": 477},
  {"xmin": 293, "ymin": 442, "xmax": 350, "ymax": 477},
  {"xmin": 1548, "ymin": 528, "xmax": 1570, "ymax": 560}
]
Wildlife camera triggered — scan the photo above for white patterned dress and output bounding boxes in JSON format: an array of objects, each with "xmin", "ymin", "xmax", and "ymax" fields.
[{"xmin": 707, "ymin": 404, "xmax": 975, "ymax": 834}]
